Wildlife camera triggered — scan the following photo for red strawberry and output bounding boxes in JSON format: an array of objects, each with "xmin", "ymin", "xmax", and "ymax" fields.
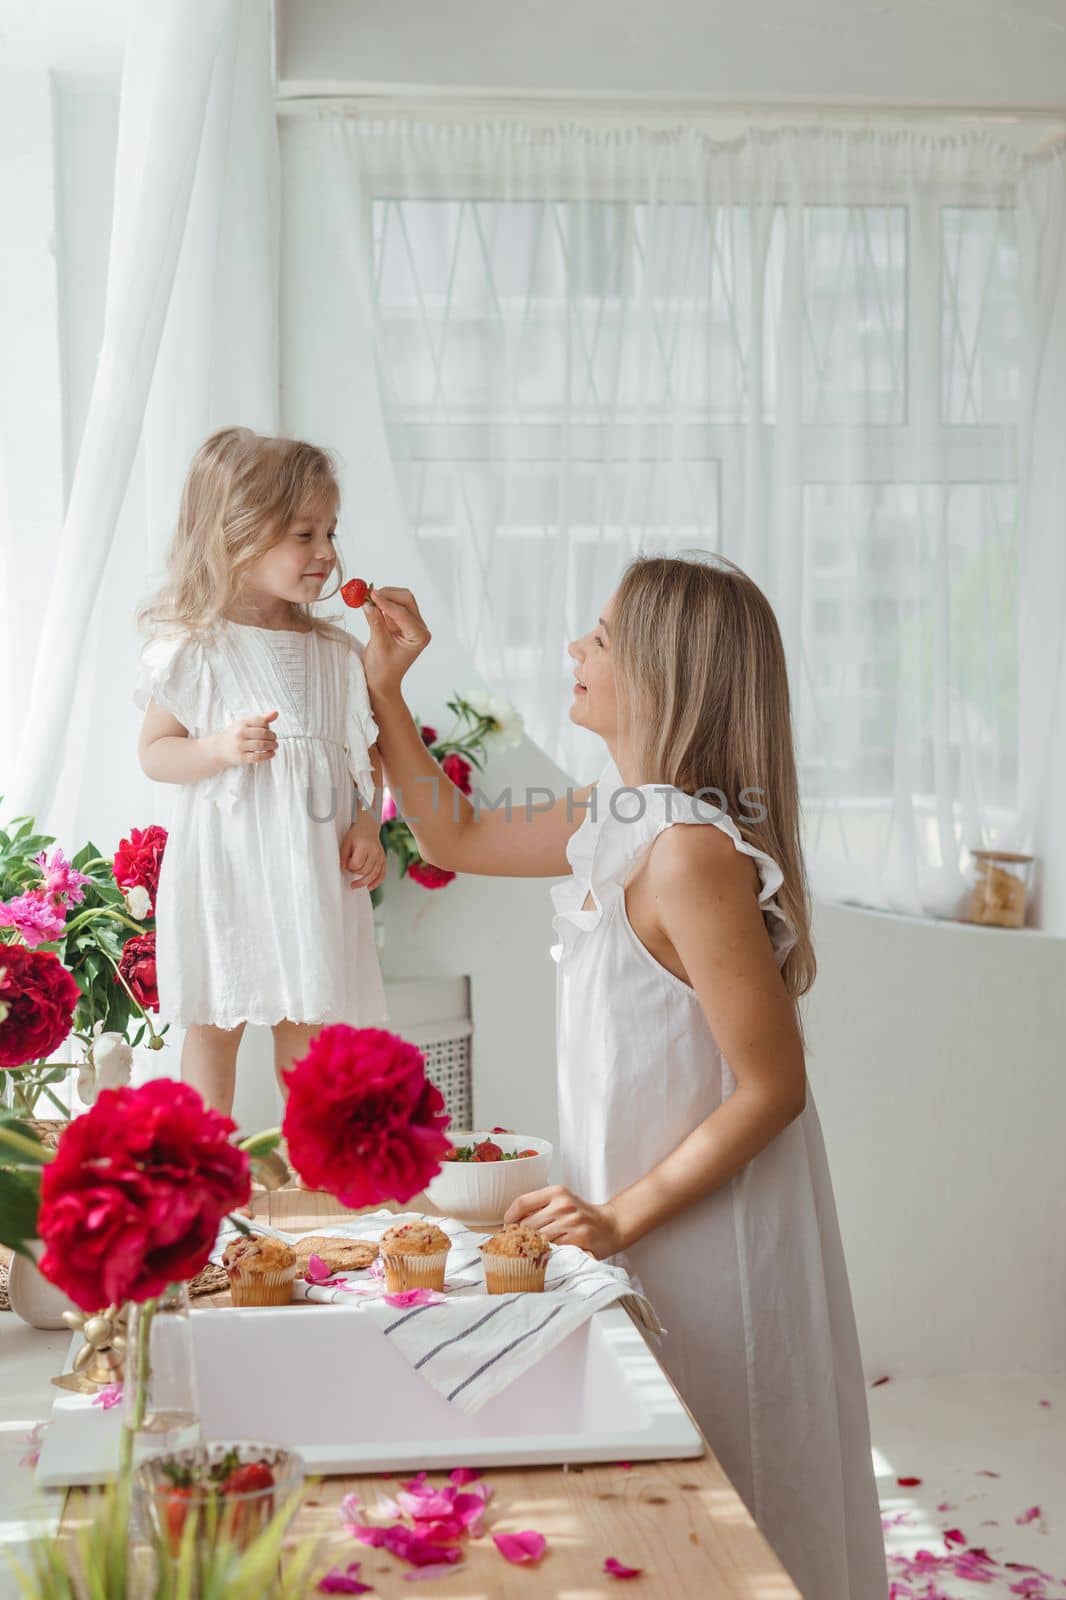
[
  {"xmin": 220, "ymin": 1461, "xmax": 275, "ymax": 1496},
  {"xmin": 162, "ymin": 1486, "xmax": 195, "ymax": 1549},
  {"xmin": 518, "ymin": 1149, "xmax": 539, "ymax": 1158},
  {"xmin": 473, "ymin": 1139, "xmax": 503, "ymax": 1162},
  {"xmin": 341, "ymin": 577, "xmax": 371, "ymax": 608}
]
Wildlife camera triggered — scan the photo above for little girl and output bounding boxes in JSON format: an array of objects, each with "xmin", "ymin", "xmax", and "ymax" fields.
[{"xmin": 134, "ymin": 427, "xmax": 387, "ymax": 1115}]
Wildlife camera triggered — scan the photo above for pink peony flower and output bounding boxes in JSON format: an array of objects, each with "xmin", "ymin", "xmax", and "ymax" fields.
[
  {"xmin": 441, "ymin": 753, "xmax": 472, "ymax": 795},
  {"xmin": 33, "ymin": 849, "xmax": 92, "ymax": 907},
  {"xmin": 407, "ymin": 859, "xmax": 456, "ymax": 891},
  {"xmin": 282, "ymin": 1025, "xmax": 451, "ymax": 1208},
  {"xmin": 37, "ymin": 1079, "xmax": 251, "ymax": 1310},
  {"xmin": 381, "ymin": 788, "xmax": 398, "ymax": 823},
  {"xmin": 0, "ymin": 889, "xmax": 67, "ymax": 947}
]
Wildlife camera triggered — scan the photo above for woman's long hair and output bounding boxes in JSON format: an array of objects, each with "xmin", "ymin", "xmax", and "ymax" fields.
[
  {"xmin": 136, "ymin": 427, "xmax": 351, "ymax": 644},
  {"xmin": 612, "ymin": 552, "xmax": 816, "ymax": 1004}
]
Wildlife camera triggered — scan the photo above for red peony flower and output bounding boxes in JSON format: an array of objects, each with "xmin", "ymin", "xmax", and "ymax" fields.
[
  {"xmin": 441, "ymin": 753, "xmax": 472, "ymax": 795},
  {"xmin": 0, "ymin": 946, "xmax": 81, "ymax": 1069},
  {"xmin": 113, "ymin": 824, "xmax": 167, "ymax": 911},
  {"xmin": 37, "ymin": 1078, "xmax": 251, "ymax": 1311},
  {"xmin": 116, "ymin": 931, "xmax": 158, "ymax": 1012},
  {"xmin": 407, "ymin": 859, "xmax": 456, "ymax": 890},
  {"xmin": 419, "ymin": 726, "xmax": 438, "ymax": 747},
  {"xmin": 282, "ymin": 1025, "xmax": 451, "ymax": 1208}
]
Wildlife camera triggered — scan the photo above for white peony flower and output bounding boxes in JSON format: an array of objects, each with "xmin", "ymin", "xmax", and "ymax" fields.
[
  {"xmin": 124, "ymin": 884, "xmax": 152, "ymax": 920},
  {"xmin": 78, "ymin": 1021, "xmax": 134, "ymax": 1105},
  {"xmin": 463, "ymin": 690, "xmax": 525, "ymax": 750}
]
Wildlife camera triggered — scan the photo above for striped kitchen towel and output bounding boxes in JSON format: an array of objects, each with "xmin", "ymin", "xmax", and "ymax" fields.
[{"xmin": 212, "ymin": 1211, "xmax": 663, "ymax": 1415}]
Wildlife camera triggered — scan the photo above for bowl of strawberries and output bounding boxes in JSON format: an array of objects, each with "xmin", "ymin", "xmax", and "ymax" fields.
[
  {"xmin": 135, "ymin": 1441, "xmax": 304, "ymax": 1558},
  {"xmin": 424, "ymin": 1129, "xmax": 553, "ymax": 1226}
]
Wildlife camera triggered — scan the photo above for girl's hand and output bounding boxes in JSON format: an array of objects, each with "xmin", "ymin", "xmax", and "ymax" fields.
[
  {"xmin": 362, "ymin": 586, "xmax": 432, "ymax": 696},
  {"xmin": 503, "ymin": 1184, "xmax": 624, "ymax": 1260},
  {"xmin": 341, "ymin": 819, "xmax": 387, "ymax": 892},
  {"xmin": 213, "ymin": 710, "xmax": 279, "ymax": 767}
]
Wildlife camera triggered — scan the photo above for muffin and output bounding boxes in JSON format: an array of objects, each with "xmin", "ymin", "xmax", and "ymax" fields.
[
  {"xmin": 292, "ymin": 1236, "xmax": 379, "ymax": 1274},
  {"xmin": 480, "ymin": 1223, "xmax": 551, "ymax": 1294},
  {"xmin": 222, "ymin": 1235, "xmax": 298, "ymax": 1306},
  {"xmin": 379, "ymin": 1221, "xmax": 451, "ymax": 1293}
]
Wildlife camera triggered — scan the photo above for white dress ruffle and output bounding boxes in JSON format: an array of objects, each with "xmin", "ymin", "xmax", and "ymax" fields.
[{"xmin": 133, "ymin": 621, "xmax": 386, "ymax": 1031}]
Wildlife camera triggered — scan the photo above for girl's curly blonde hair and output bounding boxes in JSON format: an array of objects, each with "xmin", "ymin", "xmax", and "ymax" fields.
[{"xmin": 137, "ymin": 427, "xmax": 351, "ymax": 643}]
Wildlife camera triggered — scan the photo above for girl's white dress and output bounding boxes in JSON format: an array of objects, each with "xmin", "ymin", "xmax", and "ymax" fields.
[
  {"xmin": 551, "ymin": 761, "xmax": 888, "ymax": 1600},
  {"xmin": 134, "ymin": 620, "xmax": 388, "ymax": 1031}
]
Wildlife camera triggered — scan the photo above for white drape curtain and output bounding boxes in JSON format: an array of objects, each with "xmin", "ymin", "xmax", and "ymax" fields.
[
  {"xmin": 4, "ymin": 0, "xmax": 278, "ymax": 852},
  {"xmin": 281, "ymin": 113, "xmax": 1066, "ymax": 922}
]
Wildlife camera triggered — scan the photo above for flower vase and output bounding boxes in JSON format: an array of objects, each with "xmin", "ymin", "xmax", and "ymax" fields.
[
  {"xmin": 6, "ymin": 1245, "xmax": 75, "ymax": 1330},
  {"xmin": 120, "ymin": 1284, "xmax": 201, "ymax": 1477}
]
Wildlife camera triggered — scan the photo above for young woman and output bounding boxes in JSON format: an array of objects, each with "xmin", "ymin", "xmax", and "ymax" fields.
[{"xmin": 358, "ymin": 552, "xmax": 888, "ymax": 1600}]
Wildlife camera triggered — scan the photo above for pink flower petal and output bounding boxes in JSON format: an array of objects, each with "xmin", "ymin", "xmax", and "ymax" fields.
[
  {"xmin": 383, "ymin": 1288, "xmax": 445, "ymax": 1309},
  {"xmin": 448, "ymin": 1467, "xmax": 481, "ymax": 1486},
  {"xmin": 91, "ymin": 1383, "xmax": 123, "ymax": 1411},
  {"xmin": 396, "ymin": 1486, "xmax": 460, "ymax": 1522},
  {"xmin": 317, "ymin": 1562, "xmax": 373, "ymax": 1595},
  {"xmin": 1038, "ymin": 1399, "xmax": 1051, "ymax": 1408},
  {"xmin": 604, "ymin": 1555, "xmax": 643, "ymax": 1579},
  {"xmin": 943, "ymin": 1528, "xmax": 966, "ymax": 1547},
  {"xmin": 1015, "ymin": 1506, "xmax": 1043, "ymax": 1525},
  {"xmin": 897, "ymin": 1476, "xmax": 922, "ymax": 1487},
  {"xmin": 353, "ymin": 1522, "xmax": 462, "ymax": 1568},
  {"xmin": 493, "ymin": 1531, "xmax": 546, "ymax": 1565},
  {"xmin": 935, "ymin": 1502, "xmax": 955, "ymax": 1512},
  {"xmin": 871, "ymin": 1374, "xmax": 891, "ymax": 1386},
  {"xmin": 306, "ymin": 1253, "xmax": 344, "ymax": 1286}
]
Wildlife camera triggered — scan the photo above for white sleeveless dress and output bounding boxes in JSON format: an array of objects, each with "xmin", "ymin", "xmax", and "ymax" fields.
[
  {"xmin": 133, "ymin": 620, "xmax": 388, "ymax": 1031},
  {"xmin": 551, "ymin": 761, "xmax": 888, "ymax": 1600}
]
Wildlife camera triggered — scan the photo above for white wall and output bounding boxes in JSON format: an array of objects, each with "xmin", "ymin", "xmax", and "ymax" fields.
[
  {"xmin": 805, "ymin": 904, "xmax": 1066, "ymax": 1377},
  {"xmin": 276, "ymin": 0, "xmax": 1066, "ymax": 111}
]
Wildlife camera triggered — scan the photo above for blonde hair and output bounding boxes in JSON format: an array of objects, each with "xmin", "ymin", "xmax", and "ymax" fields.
[
  {"xmin": 612, "ymin": 552, "xmax": 816, "ymax": 1005},
  {"xmin": 137, "ymin": 427, "xmax": 351, "ymax": 643}
]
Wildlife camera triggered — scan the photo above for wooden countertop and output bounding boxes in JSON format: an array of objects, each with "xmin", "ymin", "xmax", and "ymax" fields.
[{"xmin": 61, "ymin": 1187, "xmax": 800, "ymax": 1598}]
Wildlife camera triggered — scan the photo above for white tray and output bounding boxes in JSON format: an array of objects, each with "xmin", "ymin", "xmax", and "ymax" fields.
[{"xmin": 36, "ymin": 1302, "xmax": 703, "ymax": 1487}]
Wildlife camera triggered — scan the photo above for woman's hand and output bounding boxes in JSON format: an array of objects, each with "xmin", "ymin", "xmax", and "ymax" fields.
[
  {"xmin": 503, "ymin": 1184, "xmax": 624, "ymax": 1260},
  {"xmin": 361, "ymin": 586, "xmax": 432, "ymax": 696}
]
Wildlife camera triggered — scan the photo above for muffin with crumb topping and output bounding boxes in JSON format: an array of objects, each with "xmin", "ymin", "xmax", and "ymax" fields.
[
  {"xmin": 480, "ymin": 1223, "xmax": 551, "ymax": 1294},
  {"xmin": 380, "ymin": 1221, "xmax": 451, "ymax": 1293},
  {"xmin": 222, "ymin": 1235, "xmax": 298, "ymax": 1306}
]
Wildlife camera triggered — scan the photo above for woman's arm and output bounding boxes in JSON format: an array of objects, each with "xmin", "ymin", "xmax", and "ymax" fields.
[
  {"xmin": 506, "ymin": 823, "xmax": 807, "ymax": 1255},
  {"xmin": 363, "ymin": 586, "xmax": 593, "ymax": 878}
]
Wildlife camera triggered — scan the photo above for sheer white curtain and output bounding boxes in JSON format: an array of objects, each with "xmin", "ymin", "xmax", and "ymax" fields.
[
  {"xmin": 281, "ymin": 113, "xmax": 1066, "ymax": 922},
  {"xmin": 5, "ymin": 0, "xmax": 278, "ymax": 850}
]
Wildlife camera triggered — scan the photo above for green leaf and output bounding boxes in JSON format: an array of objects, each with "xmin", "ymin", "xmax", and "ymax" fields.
[
  {"xmin": 0, "ymin": 1167, "xmax": 41, "ymax": 1250},
  {"xmin": 0, "ymin": 1115, "xmax": 50, "ymax": 1165}
]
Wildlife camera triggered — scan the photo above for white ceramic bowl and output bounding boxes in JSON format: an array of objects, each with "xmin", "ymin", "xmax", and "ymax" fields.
[{"xmin": 424, "ymin": 1131, "xmax": 553, "ymax": 1226}]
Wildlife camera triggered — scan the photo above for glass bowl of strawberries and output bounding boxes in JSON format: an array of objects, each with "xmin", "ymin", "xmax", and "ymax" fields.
[
  {"xmin": 424, "ymin": 1130, "xmax": 552, "ymax": 1226},
  {"xmin": 135, "ymin": 1441, "xmax": 304, "ymax": 1558}
]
